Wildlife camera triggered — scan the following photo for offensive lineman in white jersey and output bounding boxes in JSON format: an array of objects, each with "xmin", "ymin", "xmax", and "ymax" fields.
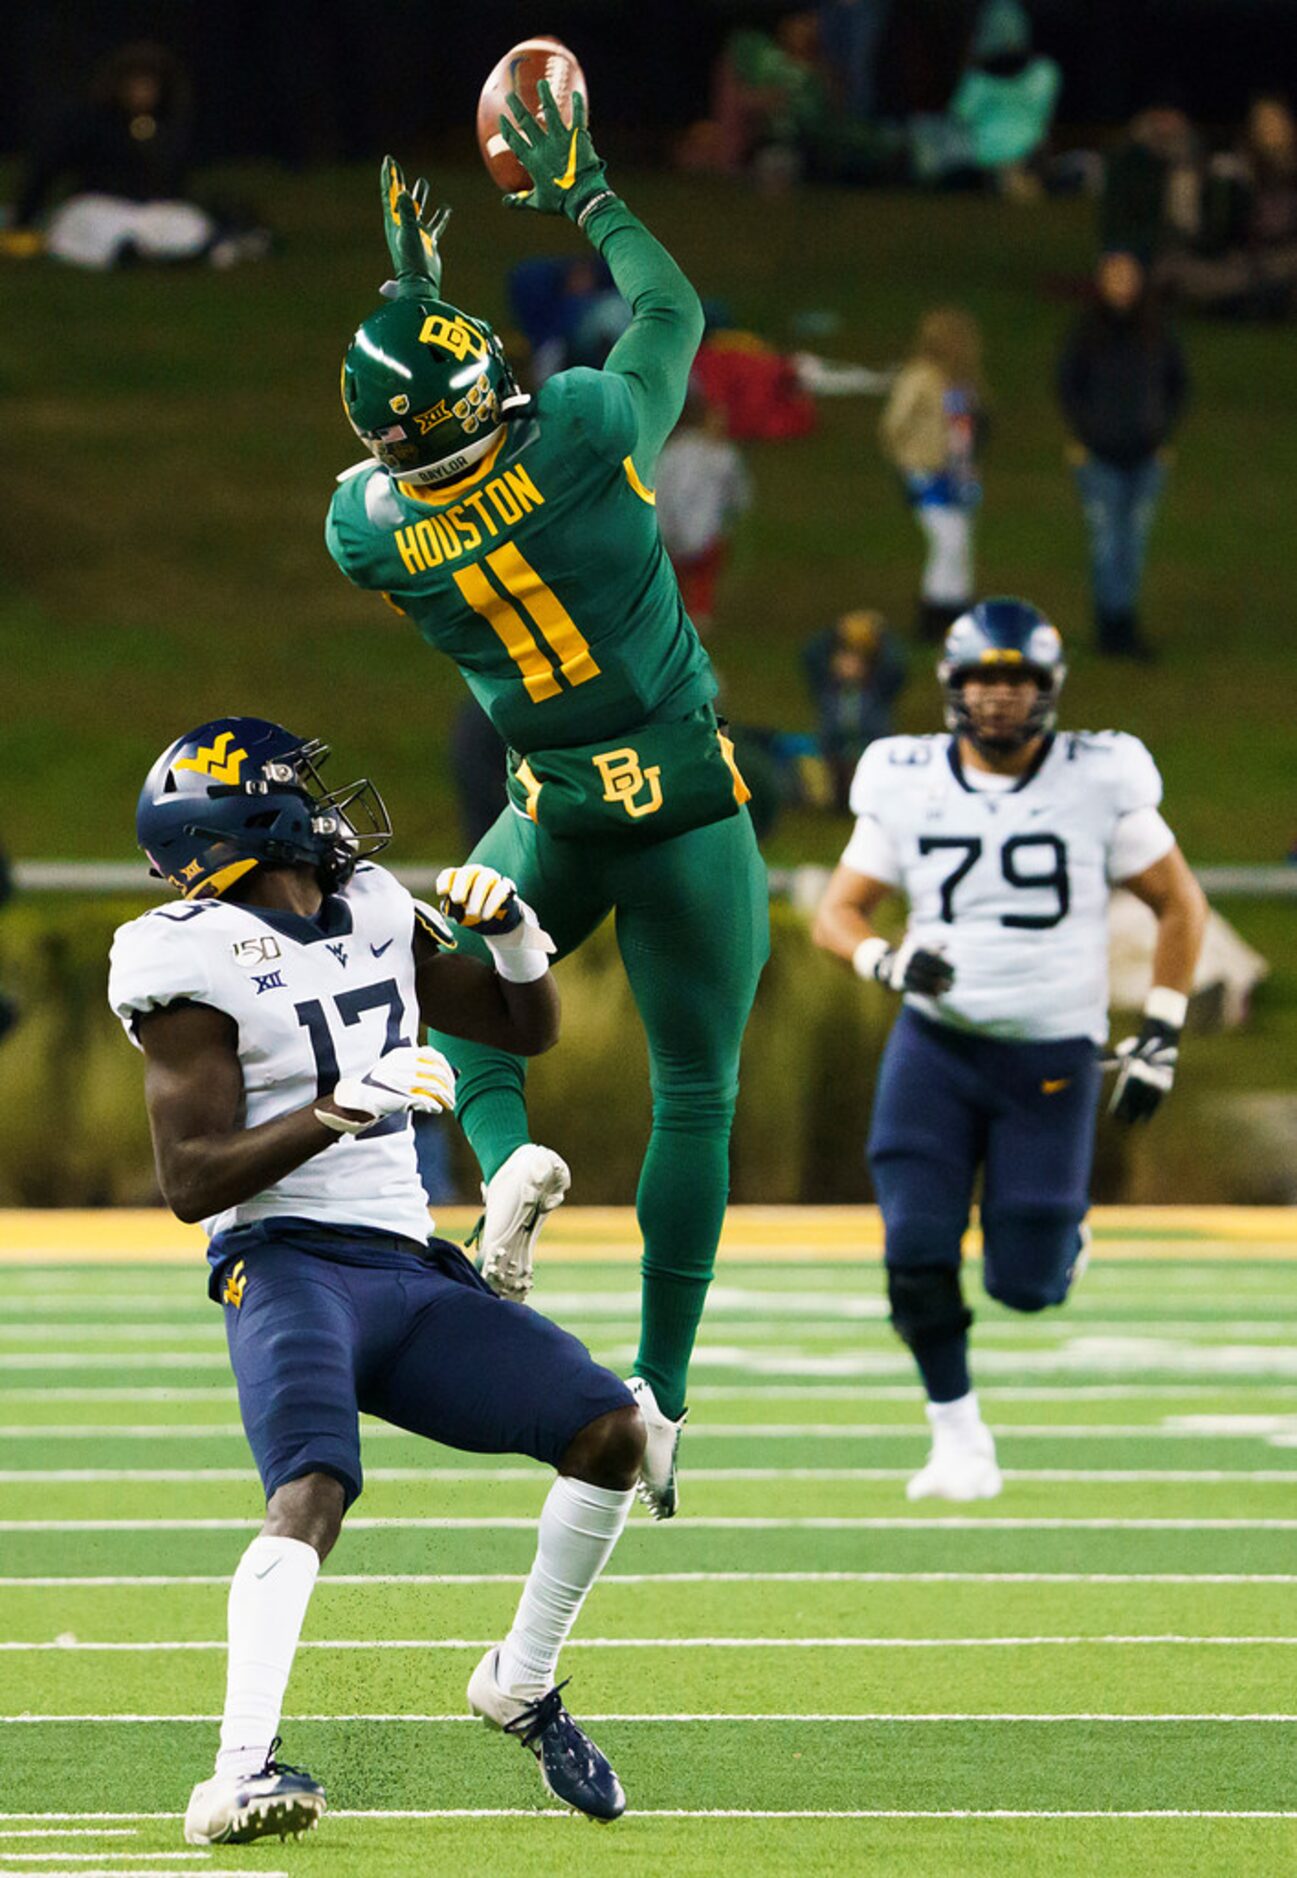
[
  {"xmin": 813, "ymin": 600, "xmax": 1207, "ymax": 1501},
  {"xmin": 108, "ymin": 717, "xmax": 642, "ymax": 1841}
]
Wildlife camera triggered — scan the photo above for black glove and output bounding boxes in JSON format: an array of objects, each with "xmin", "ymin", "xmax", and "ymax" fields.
[
  {"xmin": 1107, "ymin": 1017, "xmax": 1180, "ymax": 1124},
  {"xmin": 856, "ymin": 936, "xmax": 955, "ymax": 997}
]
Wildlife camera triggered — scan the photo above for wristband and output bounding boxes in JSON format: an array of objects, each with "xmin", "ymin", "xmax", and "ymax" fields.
[
  {"xmin": 575, "ymin": 188, "xmax": 617, "ymax": 231},
  {"xmin": 852, "ymin": 936, "xmax": 890, "ymax": 982},
  {"xmin": 485, "ymin": 937, "xmax": 550, "ymax": 985},
  {"xmin": 315, "ymin": 1102, "xmax": 369, "ymax": 1137},
  {"xmin": 1144, "ymin": 986, "xmax": 1188, "ymax": 1030}
]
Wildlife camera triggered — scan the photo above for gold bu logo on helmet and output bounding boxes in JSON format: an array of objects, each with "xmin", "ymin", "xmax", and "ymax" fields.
[{"xmin": 417, "ymin": 312, "xmax": 490, "ymax": 362}]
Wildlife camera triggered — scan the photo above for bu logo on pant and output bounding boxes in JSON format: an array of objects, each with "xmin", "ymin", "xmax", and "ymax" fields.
[{"xmin": 592, "ymin": 747, "xmax": 664, "ymax": 820}]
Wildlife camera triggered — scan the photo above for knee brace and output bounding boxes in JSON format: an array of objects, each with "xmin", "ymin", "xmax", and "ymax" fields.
[
  {"xmin": 981, "ymin": 1212, "xmax": 1081, "ymax": 1313},
  {"xmin": 887, "ymin": 1263, "xmax": 973, "ymax": 1353}
]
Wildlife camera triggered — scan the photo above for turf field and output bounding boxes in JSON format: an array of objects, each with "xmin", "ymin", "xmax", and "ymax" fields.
[{"xmin": 2, "ymin": 1206, "xmax": 1296, "ymax": 1876}]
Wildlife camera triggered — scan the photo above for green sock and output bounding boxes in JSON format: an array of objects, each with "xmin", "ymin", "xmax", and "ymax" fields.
[
  {"xmin": 427, "ymin": 1031, "xmax": 530, "ymax": 1185},
  {"xmin": 632, "ymin": 1128, "xmax": 729, "ymax": 1421}
]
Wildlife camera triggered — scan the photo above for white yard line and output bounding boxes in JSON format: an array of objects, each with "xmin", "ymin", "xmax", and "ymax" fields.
[
  {"xmin": 0, "ymin": 1392, "xmax": 237, "ymax": 1404},
  {"xmin": 1, "ymin": 1422, "xmax": 1290, "ymax": 1440},
  {"xmin": 5, "ymin": 1515, "xmax": 1297, "ymax": 1531},
  {"xmin": 9, "ymin": 1570, "xmax": 1297, "ymax": 1587},
  {"xmin": 1, "ymin": 1809, "xmax": 1291, "ymax": 1823},
  {"xmin": 4, "ymin": 1465, "xmax": 1296, "ymax": 1484},
  {"xmin": 0, "ymin": 1359, "xmax": 228, "ymax": 1372},
  {"xmin": 5, "ymin": 1635, "xmax": 1297, "ymax": 1652},
  {"xmin": 5, "ymin": 1382, "xmax": 1296, "ymax": 1403},
  {"xmin": 4, "ymin": 1712, "xmax": 1297, "ymax": 1726}
]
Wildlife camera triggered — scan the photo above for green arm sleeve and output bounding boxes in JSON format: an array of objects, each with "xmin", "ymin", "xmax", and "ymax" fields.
[{"xmin": 583, "ymin": 196, "xmax": 705, "ymax": 480}]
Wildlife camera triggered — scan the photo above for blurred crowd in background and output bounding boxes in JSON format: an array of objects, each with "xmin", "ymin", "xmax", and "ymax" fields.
[{"xmin": 0, "ymin": 2, "xmax": 1289, "ymax": 852}]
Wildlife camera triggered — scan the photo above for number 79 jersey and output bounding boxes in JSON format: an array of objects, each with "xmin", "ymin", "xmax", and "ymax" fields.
[
  {"xmin": 841, "ymin": 732, "xmax": 1177, "ymax": 1043},
  {"xmin": 107, "ymin": 863, "xmax": 442, "ymax": 1244}
]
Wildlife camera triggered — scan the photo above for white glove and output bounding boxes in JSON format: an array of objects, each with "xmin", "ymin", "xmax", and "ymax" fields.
[
  {"xmin": 853, "ymin": 934, "xmax": 955, "ymax": 997},
  {"xmin": 317, "ymin": 1042, "xmax": 456, "ymax": 1136},
  {"xmin": 437, "ymin": 863, "xmax": 555, "ymax": 984}
]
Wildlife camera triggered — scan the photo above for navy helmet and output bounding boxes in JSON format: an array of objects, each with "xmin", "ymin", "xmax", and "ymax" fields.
[
  {"xmin": 137, "ymin": 717, "xmax": 392, "ymax": 900},
  {"xmin": 938, "ymin": 597, "xmax": 1066, "ymax": 750}
]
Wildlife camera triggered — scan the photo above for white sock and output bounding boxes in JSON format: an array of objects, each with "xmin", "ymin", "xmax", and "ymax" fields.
[
  {"xmin": 215, "ymin": 1534, "xmax": 319, "ymax": 1778},
  {"xmin": 928, "ymin": 1389, "xmax": 983, "ymax": 1435},
  {"xmin": 495, "ymin": 1477, "xmax": 633, "ymax": 1698}
]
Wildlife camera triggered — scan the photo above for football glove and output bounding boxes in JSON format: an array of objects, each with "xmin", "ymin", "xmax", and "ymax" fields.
[
  {"xmin": 318, "ymin": 1043, "xmax": 456, "ymax": 1136},
  {"xmin": 854, "ymin": 935, "xmax": 955, "ymax": 998},
  {"xmin": 497, "ymin": 81, "xmax": 610, "ymax": 222},
  {"xmin": 380, "ymin": 155, "xmax": 451, "ymax": 299},
  {"xmin": 1106, "ymin": 1017, "xmax": 1180, "ymax": 1125},
  {"xmin": 437, "ymin": 864, "xmax": 555, "ymax": 983}
]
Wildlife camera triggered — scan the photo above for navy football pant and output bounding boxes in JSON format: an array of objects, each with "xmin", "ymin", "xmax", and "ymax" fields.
[
  {"xmin": 868, "ymin": 1008, "xmax": 1102, "ymax": 1397},
  {"xmin": 219, "ymin": 1229, "xmax": 633, "ymax": 1509}
]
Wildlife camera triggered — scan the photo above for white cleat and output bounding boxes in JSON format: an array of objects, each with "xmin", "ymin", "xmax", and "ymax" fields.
[
  {"xmin": 906, "ymin": 1408, "xmax": 1003, "ymax": 1503},
  {"xmin": 183, "ymin": 1749, "xmax": 325, "ymax": 1846},
  {"xmin": 475, "ymin": 1143, "xmax": 570, "ymax": 1304},
  {"xmin": 627, "ymin": 1376, "xmax": 687, "ymax": 1520}
]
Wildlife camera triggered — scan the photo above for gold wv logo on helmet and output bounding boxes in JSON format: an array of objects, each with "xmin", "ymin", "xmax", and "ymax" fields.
[{"xmin": 173, "ymin": 730, "xmax": 248, "ymax": 785}]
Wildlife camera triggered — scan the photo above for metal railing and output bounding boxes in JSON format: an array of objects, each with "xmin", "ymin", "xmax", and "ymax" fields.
[{"xmin": 12, "ymin": 860, "xmax": 1297, "ymax": 900}]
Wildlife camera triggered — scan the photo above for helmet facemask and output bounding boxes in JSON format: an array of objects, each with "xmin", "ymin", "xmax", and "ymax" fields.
[{"xmin": 944, "ymin": 664, "xmax": 1061, "ymax": 755}]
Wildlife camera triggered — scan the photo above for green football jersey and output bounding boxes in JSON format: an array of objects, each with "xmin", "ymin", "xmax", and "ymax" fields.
[{"xmin": 326, "ymin": 368, "xmax": 716, "ymax": 753}]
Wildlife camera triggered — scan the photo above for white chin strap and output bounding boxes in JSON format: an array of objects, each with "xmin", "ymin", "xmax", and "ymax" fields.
[{"xmin": 396, "ymin": 423, "xmax": 506, "ymax": 488}]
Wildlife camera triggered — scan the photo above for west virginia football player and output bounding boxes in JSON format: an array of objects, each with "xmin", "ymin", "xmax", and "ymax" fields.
[
  {"xmin": 813, "ymin": 600, "xmax": 1208, "ymax": 1500},
  {"xmin": 109, "ymin": 718, "xmax": 645, "ymax": 1842},
  {"xmin": 325, "ymin": 86, "xmax": 770, "ymax": 1517}
]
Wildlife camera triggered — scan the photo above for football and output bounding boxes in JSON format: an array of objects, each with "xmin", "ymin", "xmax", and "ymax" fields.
[{"xmin": 476, "ymin": 37, "xmax": 589, "ymax": 193}]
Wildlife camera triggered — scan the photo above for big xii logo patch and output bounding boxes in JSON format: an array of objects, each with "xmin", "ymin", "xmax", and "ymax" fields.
[{"xmin": 592, "ymin": 747, "xmax": 664, "ymax": 820}]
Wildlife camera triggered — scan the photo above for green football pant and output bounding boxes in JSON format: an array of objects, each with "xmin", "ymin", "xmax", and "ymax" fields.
[{"xmin": 427, "ymin": 806, "xmax": 770, "ymax": 1422}]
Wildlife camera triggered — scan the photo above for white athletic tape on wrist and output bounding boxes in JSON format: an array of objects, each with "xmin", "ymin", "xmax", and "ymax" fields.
[
  {"xmin": 1144, "ymin": 985, "xmax": 1188, "ymax": 1030},
  {"xmin": 486, "ymin": 939, "xmax": 551, "ymax": 984},
  {"xmin": 852, "ymin": 936, "xmax": 891, "ymax": 982}
]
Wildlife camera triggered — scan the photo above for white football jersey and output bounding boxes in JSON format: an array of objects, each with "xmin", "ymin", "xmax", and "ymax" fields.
[
  {"xmin": 108, "ymin": 863, "xmax": 446, "ymax": 1244},
  {"xmin": 841, "ymin": 732, "xmax": 1176, "ymax": 1042}
]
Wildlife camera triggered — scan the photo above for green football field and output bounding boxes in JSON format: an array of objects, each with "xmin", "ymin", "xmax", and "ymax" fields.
[{"xmin": 2, "ymin": 1212, "xmax": 1297, "ymax": 1876}]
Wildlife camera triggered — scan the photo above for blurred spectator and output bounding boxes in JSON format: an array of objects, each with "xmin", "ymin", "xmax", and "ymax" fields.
[
  {"xmin": 1100, "ymin": 93, "xmax": 1206, "ymax": 269},
  {"xmin": 702, "ymin": 12, "xmax": 831, "ymax": 178},
  {"xmin": 1164, "ymin": 96, "xmax": 1297, "ymax": 318},
  {"xmin": 879, "ymin": 307, "xmax": 986, "ymax": 641},
  {"xmin": 449, "ymin": 700, "xmax": 507, "ymax": 851},
  {"xmin": 1057, "ymin": 253, "xmax": 1190, "ymax": 660},
  {"xmin": 802, "ymin": 609, "xmax": 907, "ymax": 809},
  {"xmin": 508, "ymin": 256, "xmax": 630, "ymax": 382},
  {"xmin": 818, "ymin": 1, "xmax": 893, "ymax": 122},
  {"xmin": 692, "ymin": 328, "xmax": 819, "ymax": 441},
  {"xmin": 1, "ymin": 42, "xmax": 267, "ymax": 270},
  {"xmin": 908, "ymin": 0, "xmax": 1061, "ymax": 195},
  {"xmin": 656, "ymin": 392, "xmax": 753, "ymax": 631}
]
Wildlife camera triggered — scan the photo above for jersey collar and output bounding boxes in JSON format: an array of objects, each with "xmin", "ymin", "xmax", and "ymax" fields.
[
  {"xmin": 236, "ymin": 894, "xmax": 355, "ymax": 946},
  {"xmin": 394, "ymin": 429, "xmax": 508, "ymax": 507},
  {"xmin": 948, "ymin": 733, "xmax": 1055, "ymax": 795}
]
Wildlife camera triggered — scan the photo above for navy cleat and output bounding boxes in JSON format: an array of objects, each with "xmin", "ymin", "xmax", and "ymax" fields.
[
  {"xmin": 183, "ymin": 1737, "xmax": 326, "ymax": 1845},
  {"xmin": 467, "ymin": 1647, "xmax": 626, "ymax": 1820}
]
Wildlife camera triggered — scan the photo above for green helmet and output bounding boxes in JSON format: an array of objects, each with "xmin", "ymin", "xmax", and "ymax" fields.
[{"xmin": 341, "ymin": 294, "xmax": 520, "ymax": 486}]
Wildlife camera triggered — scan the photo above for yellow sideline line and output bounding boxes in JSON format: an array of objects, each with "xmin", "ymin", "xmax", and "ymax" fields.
[{"xmin": 0, "ymin": 1207, "xmax": 1294, "ymax": 1266}]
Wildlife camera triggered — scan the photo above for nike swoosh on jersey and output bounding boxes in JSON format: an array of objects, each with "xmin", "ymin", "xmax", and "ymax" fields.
[
  {"xmin": 1041, "ymin": 1078, "xmax": 1072, "ymax": 1095},
  {"xmin": 254, "ymin": 1558, "xmax": 282, "ymax": 1581},
  {"xmin": 371, "ymin": 939, "xmax": 394, "ymax": 957}
]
